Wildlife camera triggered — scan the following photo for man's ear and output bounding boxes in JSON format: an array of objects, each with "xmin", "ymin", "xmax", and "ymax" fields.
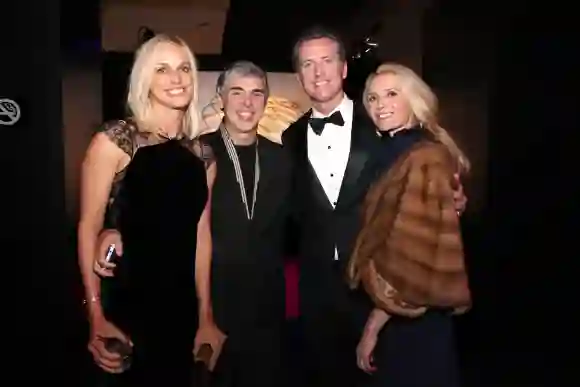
[
  {"xmin": 342, "ymin": 61, "xmax": 348, "ymax": 80},
  {"xmin": 295, "ymin": 71, "xmax": 304, "ymax": 88}
]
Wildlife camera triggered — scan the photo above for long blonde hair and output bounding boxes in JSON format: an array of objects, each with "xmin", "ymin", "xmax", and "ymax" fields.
[
  {"xmin": 126, "ymin": 34, "xmax": 201, "ymax": 139},
  {"xmin": 363, "ymin": 63, "xmax": 470, "ymax": 173}
]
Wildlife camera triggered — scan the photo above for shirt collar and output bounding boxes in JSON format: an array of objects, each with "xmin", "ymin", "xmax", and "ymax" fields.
[{"xmin": 311, "ymin": 94, "xmax": 352, "ymax": 119}]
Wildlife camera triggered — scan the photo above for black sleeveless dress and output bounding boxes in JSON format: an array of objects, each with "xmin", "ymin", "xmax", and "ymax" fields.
[{"xmin": 98, "ymin": 120, "xmax": 214, "ymax": 387}]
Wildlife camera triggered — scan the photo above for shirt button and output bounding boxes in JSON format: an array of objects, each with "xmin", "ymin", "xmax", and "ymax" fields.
[
  {"xmin": 328, "ymin": 145, "xmax": 331, "ymax": 149},
  {"xmin": 330, "ymin": 173, "xmax": 334, "ymax": 177}
]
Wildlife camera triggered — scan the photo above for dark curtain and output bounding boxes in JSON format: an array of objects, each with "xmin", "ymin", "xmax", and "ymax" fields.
[{"xmin": 221, "ymin": 0, "xmax": 363, "ymax": 70}]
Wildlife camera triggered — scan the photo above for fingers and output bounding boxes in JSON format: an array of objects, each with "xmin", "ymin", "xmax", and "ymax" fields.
[
  {"xmin": 359, "ymin": 354, "xmax": 369, "ymax": 372},
  {"xmin": 95, "ymin": 358, "xmax": 123, "ymax": 374},
  {"xmin": 357, "ymin": 351, "xmax": 375, "ymax": 373},
  {"xmin": 359, "ymin": 355, "xmax": 377, "ymax": 374},
  {"xmin": 452, "ymin": 186, "xmax": 467, "ymax": 215},
  {"xmin": 99, "ymin": 259, "xmax": 117, "ymax": 269},
  {"xmin": 97, "ymin": 259, "xmax": 116, "ymax": 272},
  {"xmin": 195, "ymin": 338, "xmax": 216, "ymax": 354},
  {"xmin": 367, "ymin": 355, "xmax": 377, "ymax": 373},
  {"xmin": 115, "ymin": 240, "xmax": 124, "ymax": 256},
  {"xmin": 108, "ymin": 328, "xmax": 133, "ymax": 348},
  {"xmin": 92, "ymin": 339, "xmax": 122, "ymax": 362},
  {"xmin": 94, "ymin": 268, "xmax": 114, "ymax": 278},
  {"xmin": 194, "ymin": 324, "xmax": 227, "ymax": 364},
  {"xmin": 93, "ymin": 259, "xmax": 115, "ymax": 277},
  {"xmin": 88, "ymin": 340, "xmax": 124, "ymax": 373},
  {"xmin": 93, "ymin": 231, "xmax": 122, "ymax": 277},
  {"xmin": 356, "ymin": 338, "xmax": 377, "ymax": 374},
  {"xmin": 193, "ymin": 340, "xmax": 201, "ymax": 355},
  {"xmin": 99, "ymin": 230, "xmax": 124, "ymax": 256}
]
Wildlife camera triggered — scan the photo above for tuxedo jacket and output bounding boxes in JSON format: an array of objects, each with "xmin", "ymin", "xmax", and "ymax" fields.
[
  {"xmin": 282, "ymin": 104, "xmax": 381, "ymax": 318},
  {"xmin": 200, "ymin": 131, "xmax": 293, "ymax": 333}
]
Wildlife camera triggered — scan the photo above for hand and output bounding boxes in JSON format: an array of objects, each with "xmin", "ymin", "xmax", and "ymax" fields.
[
  {"xmin": 452, "ymin": 173, "xmax": 468, "ymax": 216},
  {"xmin": 356, "ymin": 331, "xmax": 378, "ymax": 374},
  {"xmin": 93, "ymin": 229, "xmax": 123, "ymax": 277},
  {"xmin": 194, "ymin": 321, "xmax": 227, "ymax": 371},
  {"xmin": 88, "ymin": 315, "xmax": 132, "ymax": 374}
]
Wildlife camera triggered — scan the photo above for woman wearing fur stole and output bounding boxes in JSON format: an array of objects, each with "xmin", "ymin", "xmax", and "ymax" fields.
[{"xmin": 347, "ymin": 63, "xmax": 472, "ymax": 387}]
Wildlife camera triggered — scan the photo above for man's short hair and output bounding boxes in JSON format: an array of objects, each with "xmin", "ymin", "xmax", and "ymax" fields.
[
  {"xmin": 216, "ymin": 60, "xmax": 269, "ymax": 97},
  {"xmin": 291, "ymin": 25, "xmax": 347, "ymax": 70}
]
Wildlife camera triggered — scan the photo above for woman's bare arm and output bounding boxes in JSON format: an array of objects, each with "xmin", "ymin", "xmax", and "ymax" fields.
[
  {"xmin": 195, "ymin": 161, "xmax": 217, "ymax": 325},
  {"xmin": 363, "ymin": 308, "xmax": 391, "ymax": 337},
  {"xmin": 77, "ymin": 132, "xmax": 126, "ymax": 322}
]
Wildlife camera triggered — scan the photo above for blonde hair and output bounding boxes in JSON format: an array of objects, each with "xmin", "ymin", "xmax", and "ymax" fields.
[
  {"xmin": 127, "ymin": 34, "xmax": 201, "ymax": 139},
  {"xmin": 363, "ymin": 63, "xmax": 471, "ymax": 173}
]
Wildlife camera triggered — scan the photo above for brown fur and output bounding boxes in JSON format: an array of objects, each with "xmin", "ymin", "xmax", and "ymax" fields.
[{"xmin": 347, "ymin": 141, "xmax": 471, "ymax": 317}]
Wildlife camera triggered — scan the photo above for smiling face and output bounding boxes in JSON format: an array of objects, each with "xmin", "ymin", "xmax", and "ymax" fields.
[
  {"xmin": 365, "ymin": 72, "xmax": 415, "ymax": 131},
  {"xmin": 148, "ymin": 42, "xmax": 194, "ymax": 110},
  {"xmin": 296, "ymin": 37, "xmax": 347, "ymax": 109},
  {"xmin": 220, "ymin": 72, "xmax": 267, "ymax": 134}
]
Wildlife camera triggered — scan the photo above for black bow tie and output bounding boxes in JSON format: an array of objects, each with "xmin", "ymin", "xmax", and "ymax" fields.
[{"xmin": 309, "ymin": 111, "xmax": 345, "ymax": 135}]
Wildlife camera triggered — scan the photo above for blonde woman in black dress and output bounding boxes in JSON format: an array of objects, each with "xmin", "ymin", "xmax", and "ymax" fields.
[{"xmin": 78, "ymin": 34, "xmax": 225, "ymax": 386}]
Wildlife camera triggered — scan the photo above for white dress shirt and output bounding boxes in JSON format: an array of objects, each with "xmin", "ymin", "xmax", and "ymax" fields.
[{"xmin": 307, "ymin": 95, "xmax": 354, "ymax": 259}]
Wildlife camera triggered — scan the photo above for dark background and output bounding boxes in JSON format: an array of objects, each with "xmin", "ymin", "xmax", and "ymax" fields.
[{"xmin": 3, "ymin": 0, "xmax": 574, "ymax": 384}]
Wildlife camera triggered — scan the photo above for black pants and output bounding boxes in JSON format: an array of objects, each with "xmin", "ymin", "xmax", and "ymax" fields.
[
  {"xmin": 300, "ymin": 310, "xmax": 363, "ymax": 387},
  {"xmin": 211, "ymin": 327, "xmax": 284, "ymax": 387}
]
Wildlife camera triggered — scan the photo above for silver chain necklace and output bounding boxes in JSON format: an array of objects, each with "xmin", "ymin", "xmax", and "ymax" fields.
[{"xmin": 219, "ymin": 125, "xmax": 260, "ymax": 220}]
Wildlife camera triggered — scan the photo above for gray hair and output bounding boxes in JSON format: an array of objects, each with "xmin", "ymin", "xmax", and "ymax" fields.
[{"xmin": 216, "ymin": 60, "xmax": 269, "ymax": 98}]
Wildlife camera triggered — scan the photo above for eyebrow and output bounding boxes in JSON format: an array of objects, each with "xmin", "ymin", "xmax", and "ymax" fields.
[
  {"xmin": 155, "ymin": 61, "xmax": 191, "ymax": 67},
  {"xmin": 368, "ymin": 88, "xmax": 399, "ymax": 97},
  {"xmin": 229, "ymin": 86, "xmax": 266, "ymax": 93},
  {"xmin": 302, "ymin": 54, "xmax": 334, "ymax": 63}
]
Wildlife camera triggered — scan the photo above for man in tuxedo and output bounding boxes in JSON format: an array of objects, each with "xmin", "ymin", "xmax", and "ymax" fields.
[
  {"xmin": 200, "ymin": 61, "xmax": 293, "ymax": 387},
  {"xmin": 281, "ymin": 26, "xmax": 467, "ymax": 387}
]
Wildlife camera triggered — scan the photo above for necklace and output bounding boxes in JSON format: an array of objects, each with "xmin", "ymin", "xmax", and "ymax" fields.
[
  {"xmin": 157, "ymin": 128, "xmax": 180, "ymax": 140},
  {"xmin": 219, "ymin": 125, "xmax": 260, "ymax": 220}
]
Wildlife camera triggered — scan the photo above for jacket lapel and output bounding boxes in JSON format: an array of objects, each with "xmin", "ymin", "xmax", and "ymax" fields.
[
  {"xmin": 286, "ymin": 107, "xmax": 379, "ymax": 212},
  {"xmin": 290, "ymin": 113, "xmax": 335, "ymax": 211},
  {"xmin": 335, "ymin": 107, "xmax": 377, "ymax": 209}
]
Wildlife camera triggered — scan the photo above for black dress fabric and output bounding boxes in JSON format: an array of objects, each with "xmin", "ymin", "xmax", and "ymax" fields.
[{"xmin": 98, "ymin": 121, "xmax": 211, "ymax": 387}]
